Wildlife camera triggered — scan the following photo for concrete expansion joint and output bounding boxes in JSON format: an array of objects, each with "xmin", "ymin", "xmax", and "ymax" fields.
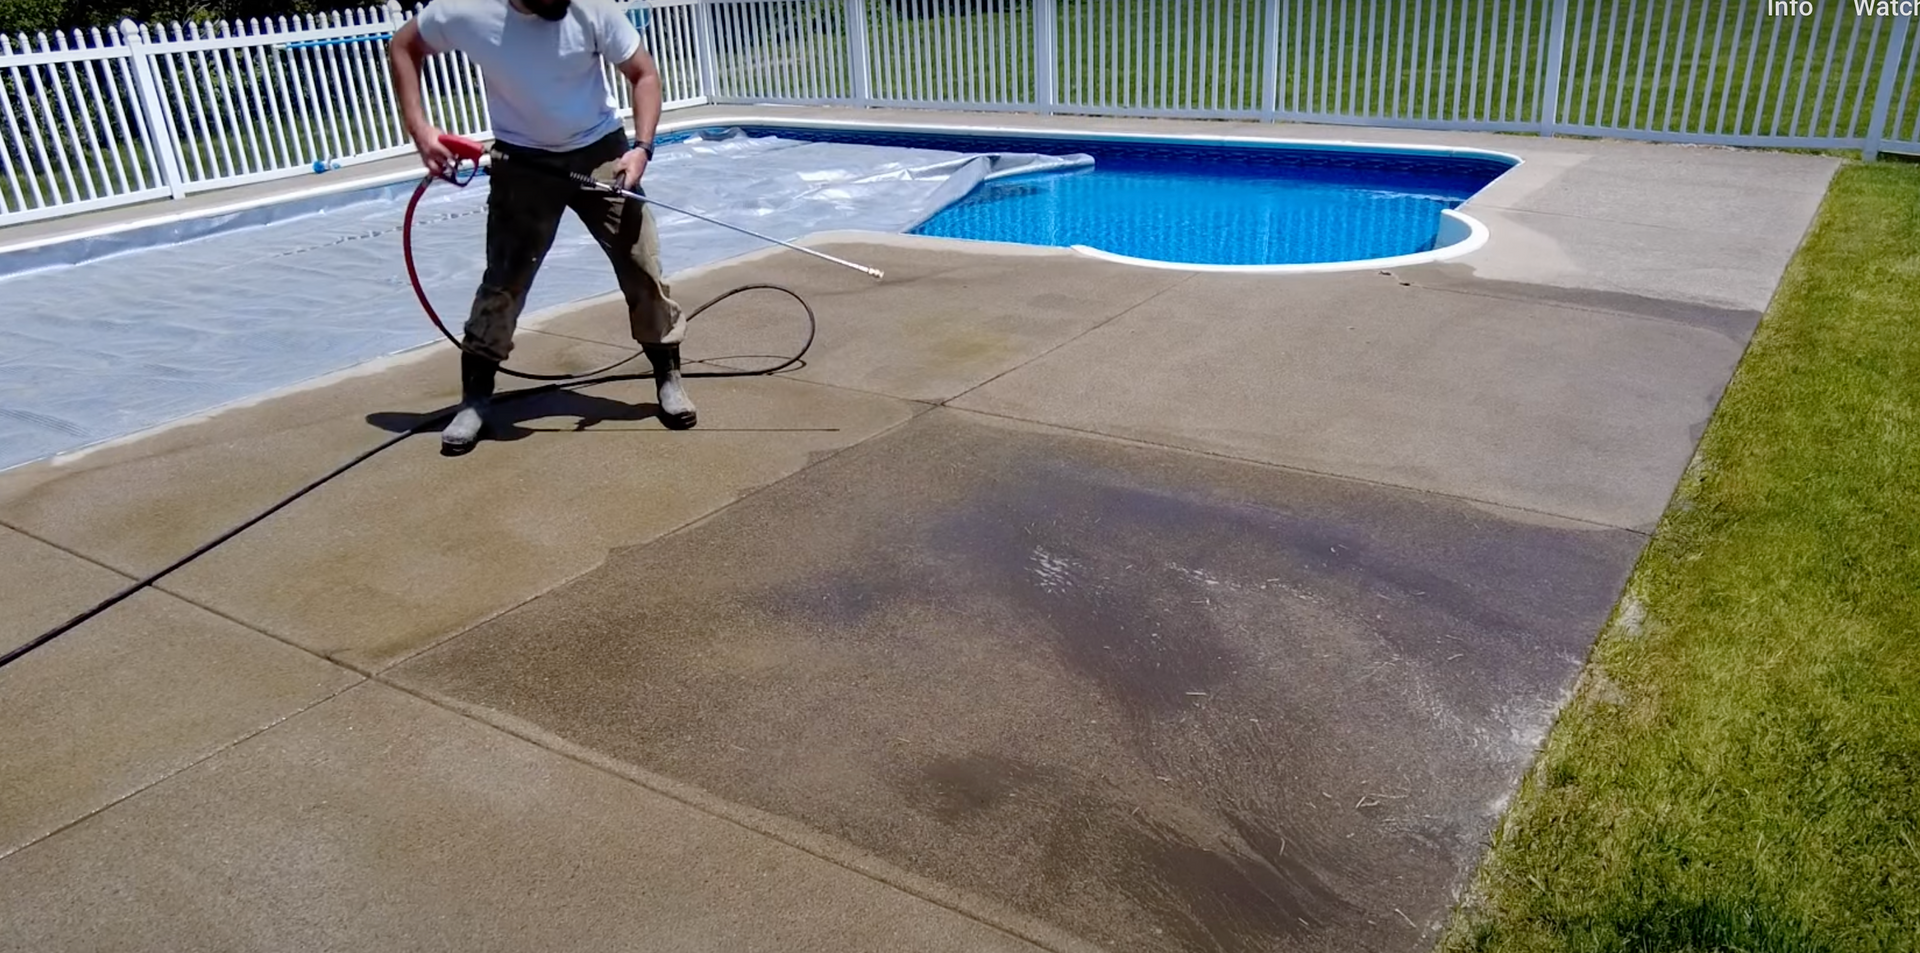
[
  {"xmin": 0, "ymin": 676, "xmax": 364, "ymax": 866},
  {"xmin": 0, "ymin": 516, "xmax": 141, "ymax": 584},
  {"xmin": 1411, "ymin": 280, "xmax": 1757, "ymax": 332},
  {"xmin": 938, "ymin": 272, "xmax": 1204, "ymax": 411},
  {"xmin": 938, "ymin": 403, "xmax": 1650, "ymax": 537},
  {"xmin": 154, "ymin": 583, "xmax": 375, "ymax": 675}
]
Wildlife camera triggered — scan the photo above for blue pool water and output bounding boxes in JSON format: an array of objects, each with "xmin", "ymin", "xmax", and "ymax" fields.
[{"xmin": 691, "ymin": 125, "xmax": 1515, "ymax": 267}]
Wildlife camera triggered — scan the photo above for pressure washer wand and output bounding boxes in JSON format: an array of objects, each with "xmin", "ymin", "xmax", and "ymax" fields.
[
  {"xmin": 435, "ymin": 134, "xmax": 884, "ymax": 282},
  {"xmin": 573, "ymin": 173, "xmax": 885, "ymax": 282}
]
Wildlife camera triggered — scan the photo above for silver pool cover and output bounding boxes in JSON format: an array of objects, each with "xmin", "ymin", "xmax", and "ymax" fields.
[{"xmin": 0, "ymin": 129, "xmax": 1089, "ymax": 471}]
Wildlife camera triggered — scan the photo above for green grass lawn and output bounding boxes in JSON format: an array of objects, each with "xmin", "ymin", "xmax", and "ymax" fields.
[{"xmin": 1439, "ymin": 159, "xmax": 1920, "ymax": 951}]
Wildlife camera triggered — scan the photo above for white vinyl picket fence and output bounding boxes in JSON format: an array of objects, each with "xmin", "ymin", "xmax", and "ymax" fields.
[{"xmin": 4, "ymin": 0, "xmax": 1917, "ymax": 226}]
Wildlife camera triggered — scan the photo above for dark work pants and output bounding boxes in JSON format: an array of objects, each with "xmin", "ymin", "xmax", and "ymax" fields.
[{"xmin": 464, "ymin": 130, "xmax": 683, "ymax": 363}]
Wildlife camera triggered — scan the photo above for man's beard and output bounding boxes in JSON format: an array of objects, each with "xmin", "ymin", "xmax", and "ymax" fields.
[{"xmin": 527, "ymin": 0, "xmax": 569, "ymax": 19}]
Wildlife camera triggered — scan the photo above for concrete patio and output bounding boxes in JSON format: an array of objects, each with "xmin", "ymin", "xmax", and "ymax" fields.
[{"xmin": 0, "ymin": 109, "xmax": 1839, "ymax": 952}]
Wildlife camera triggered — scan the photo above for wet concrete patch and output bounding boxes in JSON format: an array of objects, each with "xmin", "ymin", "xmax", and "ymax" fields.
[{"xmin": 391, "ymin": 408, "xmax": 1646, "ymax": 952}]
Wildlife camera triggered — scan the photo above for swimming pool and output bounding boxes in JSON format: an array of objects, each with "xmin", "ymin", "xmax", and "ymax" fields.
[{"xmin": 669, "ymin": 122, "xmax": 1518, "ymax": 272}]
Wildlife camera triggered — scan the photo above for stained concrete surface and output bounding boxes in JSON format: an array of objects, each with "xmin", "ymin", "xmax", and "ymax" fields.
[
  {"xmin": 0, "ymin": 109, "xmax": 1841, "ymax": 953},
  {"xmin": 391, "ymin": 409, "xmax": 1648, "ymax": 952},
  {"xmin": 0, "ymin": 681, "xmax": 1051, "ymax": 953},
  {"xmin": 539, "ymin": 236, "xmax": 1762, "ymax": 531},
  {"xmin": 536, "ymin": 234, "xmax": 1194, "ymax": 403},
  {"xmin": 0, "ymin": 321, "xmax": 918, "ymax": 673},
  {"xmin": 157, "ymin": 371, "xmax": 918, "ymax": 672},
  {"xmin": 0, "ymin": 589, "xmax": 358, "ymax": 857},
  {"xmin": 947, "ymin": 261, "xmax": 1755, "ymax": 531},
  {"xmin": 0, "ymin": 329, "xmax": 633, "ymax": 576}
]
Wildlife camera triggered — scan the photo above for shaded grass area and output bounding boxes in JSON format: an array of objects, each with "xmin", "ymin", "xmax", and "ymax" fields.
[{"xmin": 1441, "ymin": 160, "xmax": 1920, "ymax": 951}]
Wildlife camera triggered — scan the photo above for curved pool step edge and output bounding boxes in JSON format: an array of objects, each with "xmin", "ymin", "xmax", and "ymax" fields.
[{"xmin": 1066, "ymin": 207, "xmax": 1491, "ymax": 275}]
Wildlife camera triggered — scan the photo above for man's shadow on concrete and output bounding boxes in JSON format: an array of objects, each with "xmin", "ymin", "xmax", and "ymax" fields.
[
  {"xmin": 365, "ymin": 370, "xmax": 838, "ymax": 453},
  {"xmin": 367, "ymin": 388, "xmax": 664, "ymax": 449}
]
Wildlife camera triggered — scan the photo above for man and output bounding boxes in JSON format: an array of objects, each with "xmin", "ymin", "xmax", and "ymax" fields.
[{"xmin": 387, "ymin": 0, "xmax": 693, "ymax": 453}]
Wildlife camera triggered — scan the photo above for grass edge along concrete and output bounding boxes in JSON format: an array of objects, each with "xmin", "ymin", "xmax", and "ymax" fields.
[{"xmin": 1436, "ymin": 157, "xmax": 1920, "ymax": 953}]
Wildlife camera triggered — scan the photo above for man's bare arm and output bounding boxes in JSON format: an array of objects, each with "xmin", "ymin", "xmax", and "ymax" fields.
[
  {"xmin": 387, "ymin": 20, "xmax": 452, "ymax": 174},
  {"xmin": 613, "ymin": 47, "xmax": 663, "ymax": 187}
]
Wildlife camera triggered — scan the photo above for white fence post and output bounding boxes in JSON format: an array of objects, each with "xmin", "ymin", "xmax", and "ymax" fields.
[
  {"xmin": 1538, "ymin": 0, "xmax": 1570, "ymax": 138},
  {"xmin": 117, "ymin": 18, "xmax": 186, "ymax": 199},
  {"xmin": 1033, "ymin": 0, "xmax": 1056, "ymax": 114},
  {"xmin": 1864, "ymin": 15, "xmax": 1912, "ymax": 162},
  {"xmin": 692, "ymin": 0, "xmax": 720, "ymax": 104},
  {"xmin": 1260, "ymin": 0, "xmax": 1280, "ymax": 121},
  {"xmin": 383, "ymin": 0, "xmax": 409, "ymax": 137},
  {"xmin": 844, "ymin": 0, "xmax": 871, "ymax": 103}
]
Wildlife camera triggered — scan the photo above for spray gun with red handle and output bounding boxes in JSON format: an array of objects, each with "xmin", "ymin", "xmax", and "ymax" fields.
[
  {"xmin": 439, "ymin": 132, "xmax": 488, "ymax": 163},
  {"xmin": 430, "ymin": 133, "xmax": 488, "ymax": 185}
]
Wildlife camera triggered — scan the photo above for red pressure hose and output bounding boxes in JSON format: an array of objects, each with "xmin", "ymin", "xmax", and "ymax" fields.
[
  {"xmin": 400, "ymin": 142, "xmax": 642, "ymax": 382},
  {"xmin": 400, "ymin": 133, "xmax": 820, "ymax": 382}
]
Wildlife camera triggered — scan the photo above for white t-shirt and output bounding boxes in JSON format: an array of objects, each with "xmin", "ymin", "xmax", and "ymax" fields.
[{"xmin": 413, "ymin": 0, "xmax": 641, "ymax": 152}]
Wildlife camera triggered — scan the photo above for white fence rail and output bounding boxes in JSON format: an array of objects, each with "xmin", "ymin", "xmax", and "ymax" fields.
[{"xmin": 4, "ymin": 0, "xmax": 1917, "ymax": 226}]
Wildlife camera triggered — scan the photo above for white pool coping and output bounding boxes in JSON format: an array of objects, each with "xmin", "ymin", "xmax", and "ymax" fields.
[
  {"xmin": 0, "ymin": 111, "xmax": 1524, "ymax": 273},
  {"xmin": 1069, "ymin": 208, "xmax": 1492, "ymax": 274}
]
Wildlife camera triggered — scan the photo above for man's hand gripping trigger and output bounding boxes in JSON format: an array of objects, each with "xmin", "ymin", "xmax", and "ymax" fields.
[{"xmin": 435, "ymin": 134, "xmax": 488, "ymax": 185}]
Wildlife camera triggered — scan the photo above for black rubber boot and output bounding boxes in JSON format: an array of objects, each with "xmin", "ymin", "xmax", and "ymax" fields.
[
  {"xmin": 645, "ymin": 343, "xmax": 697, "ymax": 430},
  {"xmin": 442, "ymin": 350, "xmax": 497, "ymax": 453}
]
